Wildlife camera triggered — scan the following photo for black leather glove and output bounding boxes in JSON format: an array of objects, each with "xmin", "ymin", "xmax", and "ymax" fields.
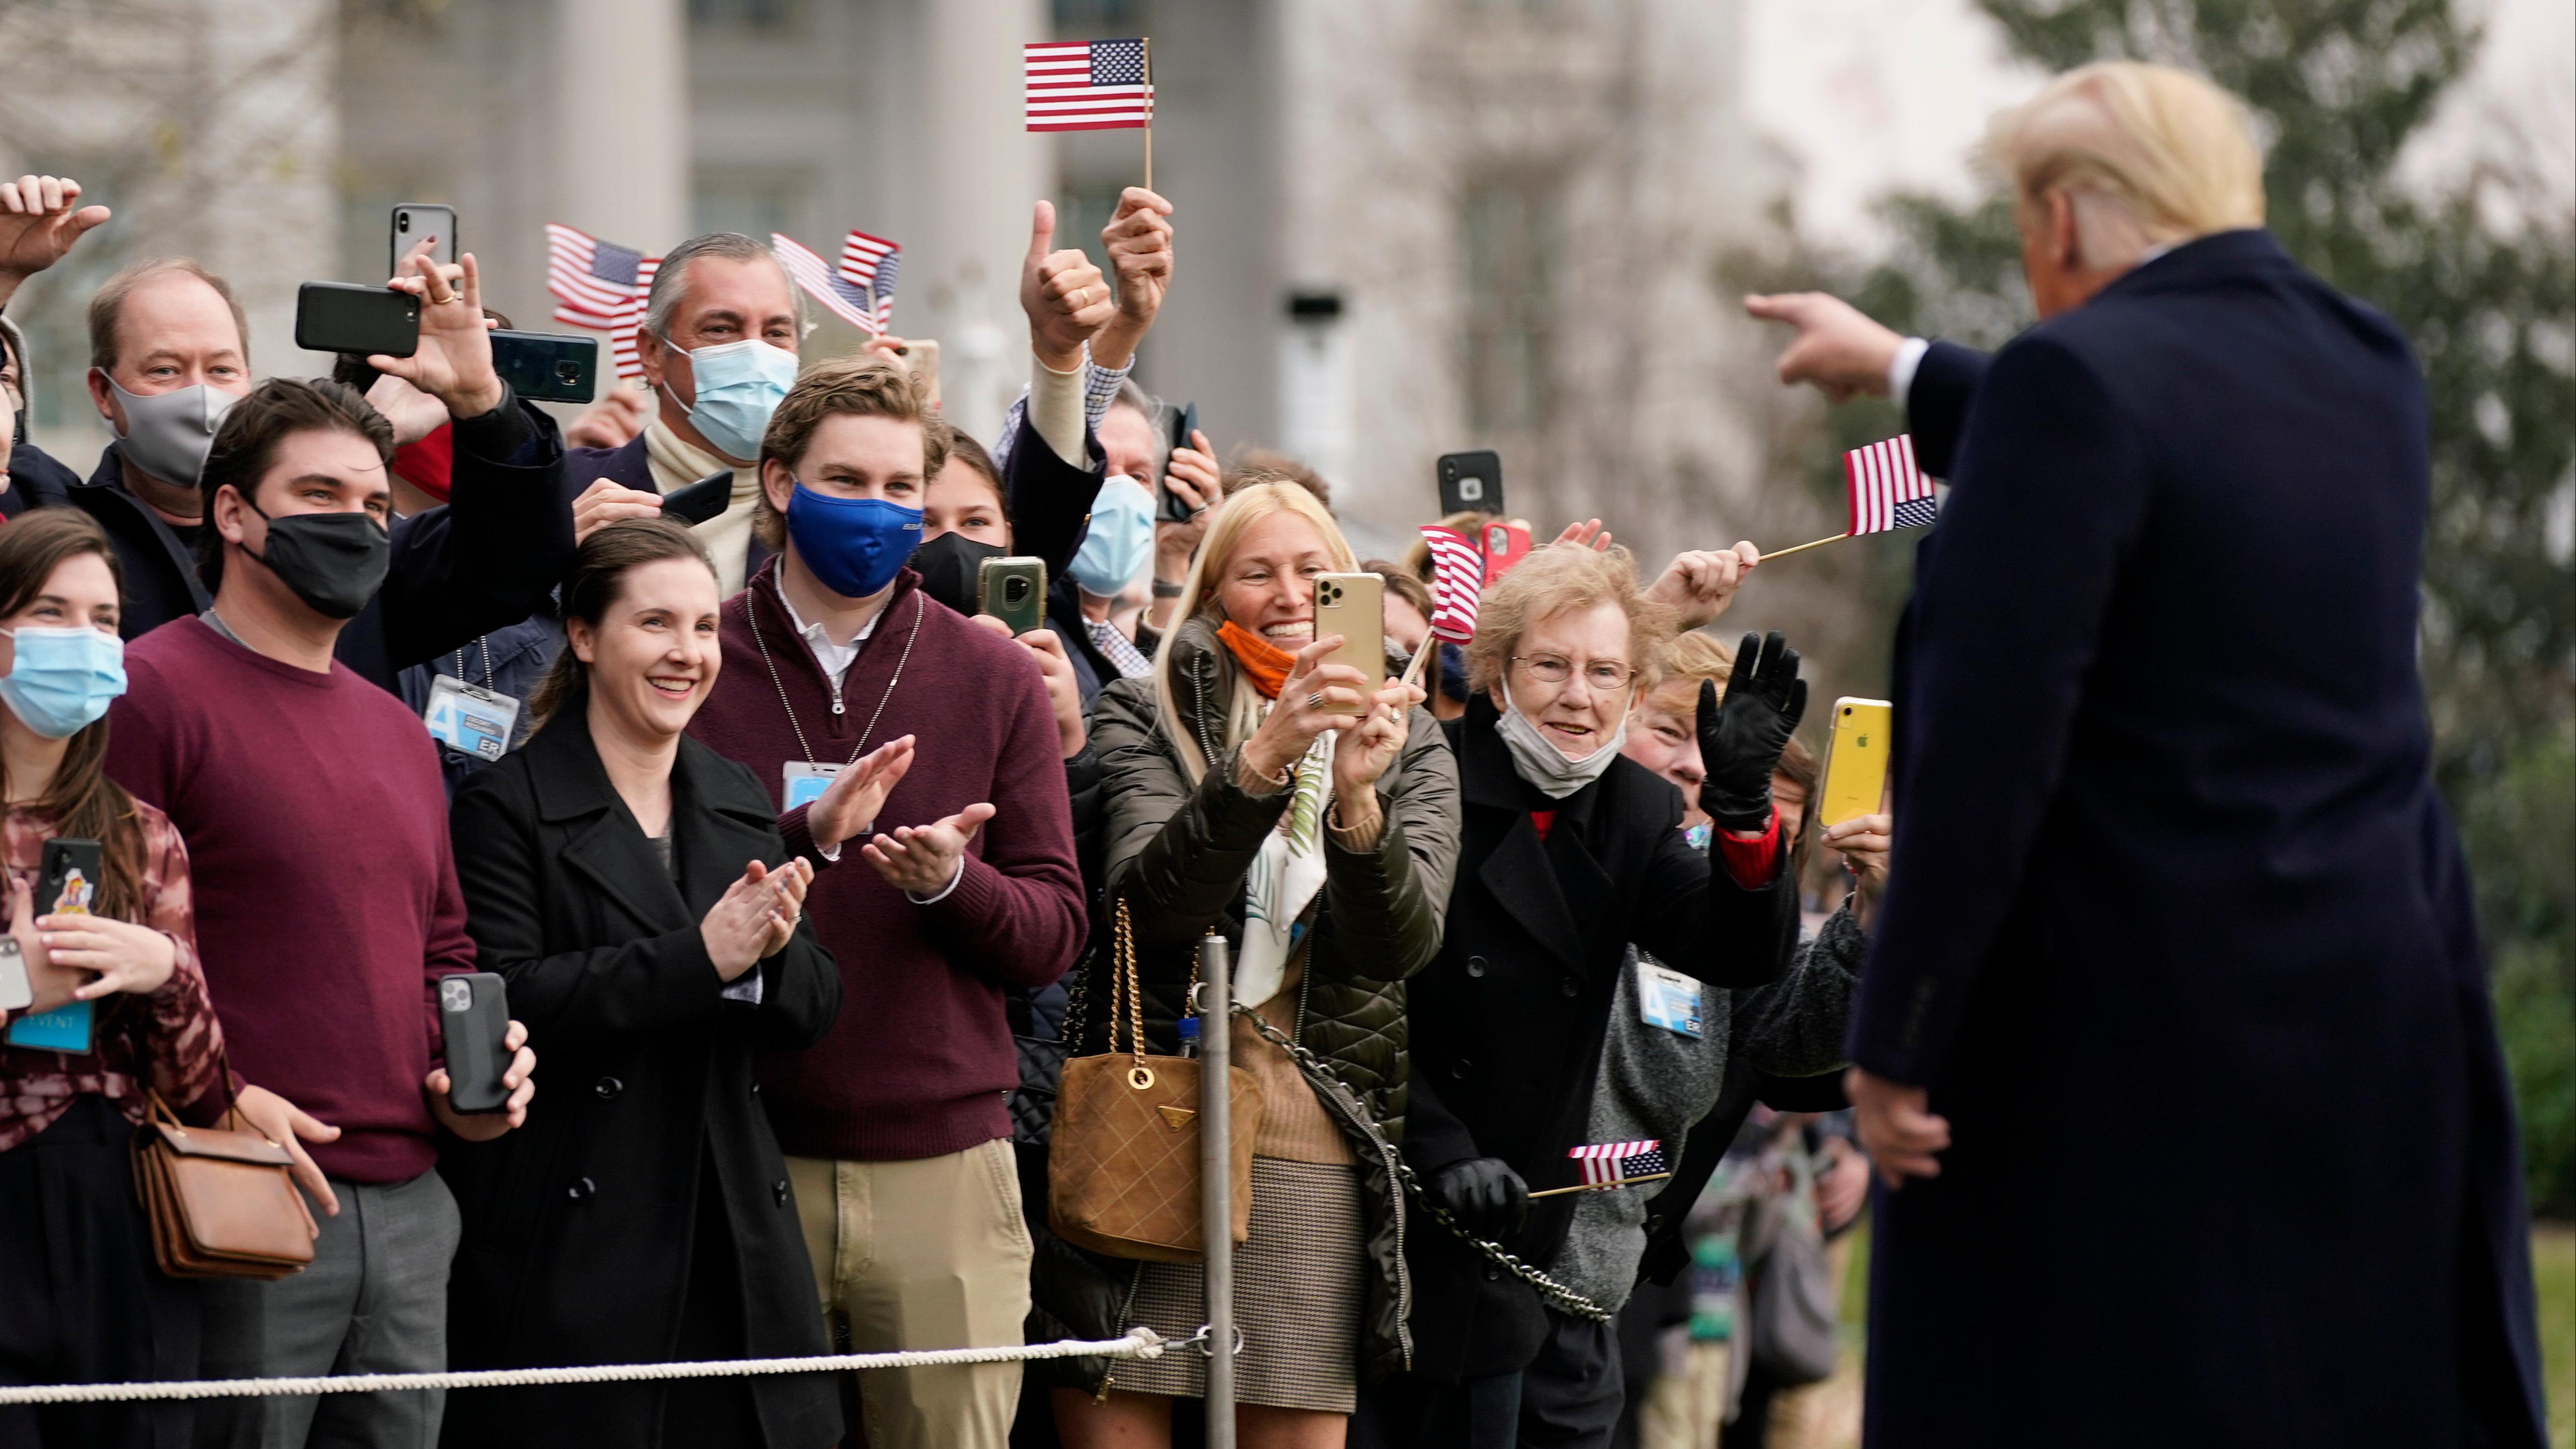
[
  {"xmin": 1697, "ymin": 631, "xmax": 1808, "ymax": 833},
  {"xmin": 1430, "ymin": 1157, "xmax": 1529, "ymax": 1239}
]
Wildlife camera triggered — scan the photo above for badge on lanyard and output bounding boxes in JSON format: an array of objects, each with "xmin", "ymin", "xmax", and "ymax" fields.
[
  {"xmin": 424, "ymin": 676, "xmax": 523, "ymax": 763},
  {"xmin": 783, "ymin": 761, "xmax": 842, "ymax": 811},
  {"xmin": 1636, "ymin": 959, "xmax": 1704, "ymax": 1039},
  {"xmin": 6, "ymin": 1000, "xmax": 93, "ymax": 1053}
]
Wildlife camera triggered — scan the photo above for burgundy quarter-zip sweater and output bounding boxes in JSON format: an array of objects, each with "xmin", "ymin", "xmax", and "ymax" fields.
[{"xmin": 690, "ymin": 561, "xmax": 1085, "ymax": 1161}]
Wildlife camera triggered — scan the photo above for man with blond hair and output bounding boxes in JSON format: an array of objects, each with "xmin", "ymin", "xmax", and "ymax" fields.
[{"xmin": 1752, "ymin": 62, "xmax": 2545, "ymax": 1444}]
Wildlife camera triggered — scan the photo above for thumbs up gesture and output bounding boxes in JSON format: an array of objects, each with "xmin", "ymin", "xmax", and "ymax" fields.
[{"xmin": 1021, "ymin": 200, "xmax": 1118, "ymax": 372}]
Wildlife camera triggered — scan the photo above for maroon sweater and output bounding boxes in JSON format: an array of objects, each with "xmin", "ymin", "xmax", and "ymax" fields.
[
  {"xmin": 106, "ymin": 618, "xmax": 475, "ymax": 1183},
  {"xmin": 691, "ymin": 563, "xmax": 1085, "ymax": 1161}
]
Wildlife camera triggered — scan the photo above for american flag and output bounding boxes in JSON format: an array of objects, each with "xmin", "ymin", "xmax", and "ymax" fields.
[
  {"xmin": 839, "ymin": 230, "xmax": 900, "ymax": 332},
  {"xmin": 1569, "ymin": 1140, "xmax": 1668, "ymax": 1187},
  {"xmin": 1025, "ymin": 39, "xmax": 1154, "ymax": 132},
  {"xmin": 1844, "ymin": 434, "xmax": 1940, "ymax": 536},
  {"xmin": 772, "ymin": 232, "xmax": 882, "ymax": 336},
  {"xmin": 1418, "ymin": 526, "xmax": 1484, "ymax": 644},
  {"xmin": 545, "ymin": 223, "xmax": 658, "ymax": 380}
]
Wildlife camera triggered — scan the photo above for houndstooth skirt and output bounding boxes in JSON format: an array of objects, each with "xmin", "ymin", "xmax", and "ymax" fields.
[{"xmin": 1112, "ymin": 1156, "xmax": 1365, "ymax": 1413}]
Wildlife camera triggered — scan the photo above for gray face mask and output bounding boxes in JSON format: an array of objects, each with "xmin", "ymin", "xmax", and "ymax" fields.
[
  {"xmin": 100, "ymin": 372, "xmax": 237, "ymax": 486},
  {"xmin": 1493, "ymin": 677, "xmax": 1629, "ymax": 800}
]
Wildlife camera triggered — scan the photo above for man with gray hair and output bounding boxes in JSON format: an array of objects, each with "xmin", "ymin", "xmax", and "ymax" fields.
[
  {"xmin": 566, "ymin": 231, "xmax": 807, "ymax": 594},
  {"xmin": 1750, "ymin": 61, "xmax": 2545, "ymax": 1444}
]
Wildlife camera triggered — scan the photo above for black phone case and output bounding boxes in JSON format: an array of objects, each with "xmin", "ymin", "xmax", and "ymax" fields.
[
  {"xmin": 489, "ymin": 330, "xmax": 597, "ymax": 405},
  {"xmin": 38, "ymin": 838, "xmax": 103, "ymax": 918},
  {"xmin": 1157, "ymin": 402, "xmax": 1200, "ymax": 523},
  {"xmin": 294, "ymin": 282, "xmax": 420, "ymax": 359},
  {"xmin": 661, "ymin": 470, "xmax": 735, "ymax": 525},
  {"xmin": 1437, "ymin": 449, "xmax": 1504, "ymax": 516},
  {"xmin": 438, "ymin": 973, "xmax": 511, "ymax": 1114}
]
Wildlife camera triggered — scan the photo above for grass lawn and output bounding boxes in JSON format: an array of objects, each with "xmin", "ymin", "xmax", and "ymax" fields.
[{"xmin": 1831, "ymin": 1216, "xmax": 2574, "ymax": 1447}]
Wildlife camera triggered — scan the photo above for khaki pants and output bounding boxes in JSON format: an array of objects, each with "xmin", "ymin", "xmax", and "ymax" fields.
[
  {"xmin": 788, "ymin": 1139, "xmax": 1033, "ymax": 1449},
  {"xmin": 1640, "ymin": 1342, "xmax": 1730, "ymax": 1449}
]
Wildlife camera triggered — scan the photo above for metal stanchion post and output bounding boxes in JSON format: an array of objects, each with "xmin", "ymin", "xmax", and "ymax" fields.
[{"xmin": 1196, "ymin": 933, "xmax": 1236, "ymax": 1449}]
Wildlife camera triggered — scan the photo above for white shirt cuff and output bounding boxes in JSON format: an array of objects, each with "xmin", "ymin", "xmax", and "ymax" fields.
[
  {"xmin": 907, "ymin": 857, "xmax": 967, "ymax": 905},
  {"xmin": 1889, "ymin": 337, "xmax": 1930, "ymax": 407},
  {"xmin": 813, "ymin": 836, "xmax": 843, "ymax": 863}
]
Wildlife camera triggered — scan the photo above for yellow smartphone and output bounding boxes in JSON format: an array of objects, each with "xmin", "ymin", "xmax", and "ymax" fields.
[
  {"xmin": 1817, "ymin": 697, "xmax": 1893, "ymax": 828},
  {"xmin": 1311, "ymin": 573, "xmax": 1387, "ymax": 715}
]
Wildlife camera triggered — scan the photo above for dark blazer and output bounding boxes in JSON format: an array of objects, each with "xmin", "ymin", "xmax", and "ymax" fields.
[
  {"xmin": 568, "ymin": 428, "xmax": 780, "ymax": 585},
  {"xmin": 1398, "ymin": 696, "xmax": 1797, "ymax": 1382},
  {"xmin": 61, "ymin": 391, "xmax": 575, "ymax": 694},
  {"xmin": 440, "ymin": 710, "xmax": 842, "ymax": 1449},
  {"xmin": 3, "ymin": 441, "xmax": 76, "ymax": 516},
  {"xmin": 1853, "ymin": 229, "xmax": 2545, "ymax": 1446}
]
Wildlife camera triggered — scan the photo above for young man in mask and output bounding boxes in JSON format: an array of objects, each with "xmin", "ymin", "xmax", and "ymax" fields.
[
  {"xmin": 565, "ymin": 231, "xmax": 804, "ymax": 595},
  {"xmin": 103, "ymin": 255, "xmax": 538, "ymax": 1448},
  {"xmin": 687, "ymin": 354, "xmax": 1086, "ymax": 1449}
]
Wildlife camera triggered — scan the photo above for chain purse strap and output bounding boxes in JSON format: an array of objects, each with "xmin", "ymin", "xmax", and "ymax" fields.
[{"xmin": 1231, "ymin": 1005, "xmax": 1609, "ymax": 1323}]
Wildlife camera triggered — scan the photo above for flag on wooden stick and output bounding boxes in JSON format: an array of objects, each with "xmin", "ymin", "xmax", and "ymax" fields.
[
  {"xmin": 545, "ymin": 223, "xmax": 658, "ymax": 379},
  {"xmin": 1024, "ymin": 39, "xmax": 1154, "ymax": 131},
  {"xmin": 1844, "ymin": 433, "xmax": 1939, "ymax": 536},
  {"xmin": 1419, "ymin": 526, "xmax": 1485, "ymax": 643},
  {"xmin": 1570, "ymin": 1140, "xmax": 1668, "ymax": 1187},
  {"xmin": 839, "ymin": 230, "xmax": 900, "ymax": 332},
  {"xmin": 772, "ymin": 233, "xmax": 882, "ymax": 336}
]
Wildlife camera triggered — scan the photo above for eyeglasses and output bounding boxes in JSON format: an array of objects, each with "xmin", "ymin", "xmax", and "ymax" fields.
[{"xmin": 1513, "ymin": 655, "xmax": 1638, "ymax": 690}]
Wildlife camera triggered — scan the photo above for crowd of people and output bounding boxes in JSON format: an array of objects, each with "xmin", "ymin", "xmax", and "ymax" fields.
[{"xmin": 0, "ymin": 51, "xmax": 2550, "ymax": 1449}]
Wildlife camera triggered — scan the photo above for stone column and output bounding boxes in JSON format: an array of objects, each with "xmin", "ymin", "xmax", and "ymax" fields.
[
  {"xmin": 556, "ymin": 0, "xmax": 690, "ymax": 255},
  {"xmin": 915, "ymin": 0, "xmax": 1050, "ymax": 445}
]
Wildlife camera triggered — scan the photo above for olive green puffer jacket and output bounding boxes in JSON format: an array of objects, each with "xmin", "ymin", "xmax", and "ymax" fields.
[{"xmin": 1079, "ymin": 617, "xmax": 1461, "ymax": 1381}]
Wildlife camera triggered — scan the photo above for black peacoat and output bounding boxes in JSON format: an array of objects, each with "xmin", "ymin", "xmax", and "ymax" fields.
[
  {"xmin": 1397, "ymin": 696, "xmax": 1799, "ymax": 1382},
  {"xmin": 438, "ymin": 709, "xmax": 842, "ymax": 1449}
]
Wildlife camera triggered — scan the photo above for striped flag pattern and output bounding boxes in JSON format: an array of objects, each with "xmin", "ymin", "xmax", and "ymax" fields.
[
  {"xmin": 772, "ymin": 233, "xmax": 882, "ymax": 335},
  {"xmin": 1570, "ymin": 1140, "xmax": 1668, "ymax": 1187},
  {"xmin": 1418, "ymin": 526, "xmax": 1484, "ymax": 644},
  {"xmin": 1025, "ymin": 39, "xmax": 1154, "ymax": 131},
  {"xmin": 545, "ymin": 223, "xmax": 658, "ymax": 380},
  {"xmin": 838, "ymin": 230, "xmax": 900, "ymax": 331},
  {"xmin": 1844, "ymin": 434, "xmax": 1940, "ymax": 536}
]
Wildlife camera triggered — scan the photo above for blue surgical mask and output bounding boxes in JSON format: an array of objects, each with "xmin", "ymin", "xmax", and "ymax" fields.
[
  {"xmin": 662, "ymin": 338, "xmax": 798, "ymax": 462},
  {"xmin": 0, "ymin": 626, "xmax": 127, "ymax": 740},
  {"xmin": 786, "ymin": 483, "xmax": 923, "ymax": 600},
  {"xmin": 1066, "ymin": 475, "xmax": 1157, "ymax": 599}
]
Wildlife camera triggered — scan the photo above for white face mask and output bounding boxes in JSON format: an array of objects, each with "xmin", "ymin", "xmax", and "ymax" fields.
[{"xmin": 1492, "ymin": 677, "xmax": 1628, "ymax": 799}]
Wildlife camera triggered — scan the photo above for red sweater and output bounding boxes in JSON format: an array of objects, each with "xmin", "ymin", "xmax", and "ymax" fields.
[
  {"xmin": 691, "ymin": 564, "xmax": 1086, "ymax": 1161},
  {"xmin": 105, "ymin": 618, "xmax": 475, "ymax": 1183}
]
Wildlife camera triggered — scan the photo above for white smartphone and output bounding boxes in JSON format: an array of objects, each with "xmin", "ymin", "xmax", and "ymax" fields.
[
  {"xmin": 0, "ymin": 938, "xmax": 30, "ymax": 1013},
  {"xmin": 390, "ymin": 204, "xmax": 459, "ymax": 276}
]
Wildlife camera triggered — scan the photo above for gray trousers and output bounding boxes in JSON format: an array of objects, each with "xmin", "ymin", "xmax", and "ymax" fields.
[{"xmin": 194, "ymin": 1170, "xmax": 461, "ymax": 1449}]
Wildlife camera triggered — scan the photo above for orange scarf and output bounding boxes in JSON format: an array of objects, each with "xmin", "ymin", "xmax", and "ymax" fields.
[{"xmin": 1216, "ymin": 621, "xmax": 1296, "ymax": 699}]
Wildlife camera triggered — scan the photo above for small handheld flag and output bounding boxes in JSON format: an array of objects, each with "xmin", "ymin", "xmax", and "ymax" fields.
[
  {"xmin": 839, "ymin": 231, "xmax": 900, "ymax": 332},
  {"xmin": 1761, "ymin": 434, "xmax": 1942, "ymax": 560},
  {"xmin": 1402, "ymin": 524, "xmax": 1486, "ymax": 689},
  {"xmin": 544, "ymin": 223, "xmax": 659, "ymax": 380},
  {"xmin": 1024, "ymin": 39, "xmax": 1154, "ymax": 132},
  {"xmin": 1530, "ymin": 1140, "xmax": 1674, "ymax": 1197},
  {"xmin": 772, "ymin": 233, "xmax": 882, "ymax": 336}
]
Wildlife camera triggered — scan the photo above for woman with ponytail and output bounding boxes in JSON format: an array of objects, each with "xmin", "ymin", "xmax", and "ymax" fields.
[{"xmin": 1069, "ymin": 481, "xmax": 1458, "ymax": 1448}]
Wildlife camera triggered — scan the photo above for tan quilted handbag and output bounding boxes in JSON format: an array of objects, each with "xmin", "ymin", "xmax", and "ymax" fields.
[{"xmin": 1049, "ymin": 897, "xmax": 1263, "ymax": 1264}]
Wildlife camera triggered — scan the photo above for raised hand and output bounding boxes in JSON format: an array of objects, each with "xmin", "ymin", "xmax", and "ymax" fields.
[
  {"xmin": 1742, "ymin": 292, "xmax": 1906, "ymax": 403},
  {"xmin": 1091, "ymin": 187, "xmax": 1174, "ymax": 370},
  {"xmin": 1550, "ymin": 519, "xmax": 1613, "ymax": 553},
  {"xmin": 701, "ymin": 861, "xmax": 801, "ymax": 980},
  {"xmin": 0, "ymin": 175, "xmax": 111, "ymax": 307},
  {"xmin": 570, "ymin": 479, "xmax": 670, "ymax": 546},
  {"xmin": 1822, "ymin": 811, "xmax": 1893, "ymax": 930},
  {"xmin": 861, "ymin": 803, "xmax": 997, "ymax": 899},
  {"xmin": 1694, "ymin": 631, "xmax": 1807, "ymax": 834},
  {"xmin": 807, "ymin": 735, "xmax": 918, "ymax": 851},
  {"xmin": 1646, "ymin": 543, "xmax": 1760, "ymax": 630},
  {"xmin": 565, "ymin": 383, "xmax": 652, "ymax": 450},
  {"xmin": 375, "ymin": 251, "xmax": 504, "ymax": 419},
  {"xmin": 1329, "ymin": 679, "xmax": 1425, "ymax": 805},
  {"xmin": 1240, "ymin": 636, "xmax": 1371, "ymax": 785},
  {"xmin": 1019, "ymin": 201, "xmax": 1116, "ymax": 372}
]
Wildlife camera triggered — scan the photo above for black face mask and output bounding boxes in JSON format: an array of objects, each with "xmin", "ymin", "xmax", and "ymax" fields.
[
  {"xmin": 910, "ymin": 530, "xmax": 1006, "ymax": 617},
  {"xmin": 247, "ymin": 501, "xmax": 391, "ymax": 620}
]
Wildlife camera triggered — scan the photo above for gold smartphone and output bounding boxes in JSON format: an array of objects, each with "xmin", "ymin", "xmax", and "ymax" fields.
[
  {"xmin": 1817, "ymin": 697, "xmax": 1893, "ymax": 828},
  {"xmin": 1311, "ymin": 572, "xmax": 1387, "ymax": 715},
  {"xmin": 977, "ymin": 556, "xmax": 1047, "ymax": 635},
  {"xmin": 892, "ymin": 338, "xmax": 940, "ymax": 407}
]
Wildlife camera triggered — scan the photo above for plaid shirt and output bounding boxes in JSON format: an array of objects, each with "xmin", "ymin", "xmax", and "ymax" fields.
[
  {"xmin": 0, "ymin": 799, "xmax": 222, "ymax": 1151},
  {"xmin": 991, "ymin": 347, "xmax": 1134, "ymax": 471}
]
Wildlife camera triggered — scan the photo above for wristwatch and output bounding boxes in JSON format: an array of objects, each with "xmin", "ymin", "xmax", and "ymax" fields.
[{"xmin": 1151, "ymin": 577, "xmax": 1184, "ymax": 598}]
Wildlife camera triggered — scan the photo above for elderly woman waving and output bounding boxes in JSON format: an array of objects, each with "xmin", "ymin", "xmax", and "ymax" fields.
[
  {"xmin": 1371, "ymin": 542, "xmax": 1805, "ymax": 1448},
  {"xmin": 1076, "ymin": 480, "xmax": 1458, "ymax": 1449}
]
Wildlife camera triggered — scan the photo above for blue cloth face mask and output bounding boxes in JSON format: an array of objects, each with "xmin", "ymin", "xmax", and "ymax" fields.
[
  {"xmin": 0, "ymin": 626, "xmax": 128, "ymax": 740},
  {"xmin": 785, "ymin": 483, "xmax": 924, "ymax": 600},
  {"xmin": 662, "ymin": 338, "xmax": 799, "ymax": 462},
  {"xmin": 1066, "ymin": 475, "xmax": 1157, "ymax": 599}
]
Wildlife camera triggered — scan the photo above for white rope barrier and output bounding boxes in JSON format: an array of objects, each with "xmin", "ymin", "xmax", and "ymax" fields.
[{"xmin": 0, "ymin": 1326, "xmax": 1177, "ymax": 1407}]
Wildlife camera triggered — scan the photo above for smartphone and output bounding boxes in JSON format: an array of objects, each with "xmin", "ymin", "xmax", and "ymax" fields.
[
  {"xmin": 1481, "ymin": 522, "xmax": 1533, "ymax": 584},
  {"xmin": 1157, "ymin": 401, "xmax": 1200, "ymax": 524},
  {"xmin": 296, "ymin": 282, "xmax": 419, "ymax": 359},
  {"xmin": 1438, "ymin": 450, "xmax": 1503, "ymax": 516},
  {"xmin": 489, "ymin": 330, "xmax": 597, "ymax": 405},
  {"xmin": 978, "ymin": 556, "xmax": 1048, "ymax": 636},
  {"xmin": 660, "ymin": 469, "xmax": 734, "ymax": 526},
  {"xmin": 891, "ymin": 338, "xmax": 940, "ymax": 408},
  {"xmin": 1312, "ymin": 572, "xmax": 1387, "ymax": 715},
  {"xmin": 390, "ymin": 204, "xmax": 458, "ymax": 276},
  {"xmin": 437, "ymin": 973, "xmax": 512, "ymax": 1114},
  {"xmin": 1818, "ymin": 698, "xmax": 1894, "ymax": 829},
  {"xmin": 0, "ymin": 940, "xmax": 30, "ymax": 1014},
  {"xmin": 41, "ymin": 838, "xmax": 102, "ymax": 919}
]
